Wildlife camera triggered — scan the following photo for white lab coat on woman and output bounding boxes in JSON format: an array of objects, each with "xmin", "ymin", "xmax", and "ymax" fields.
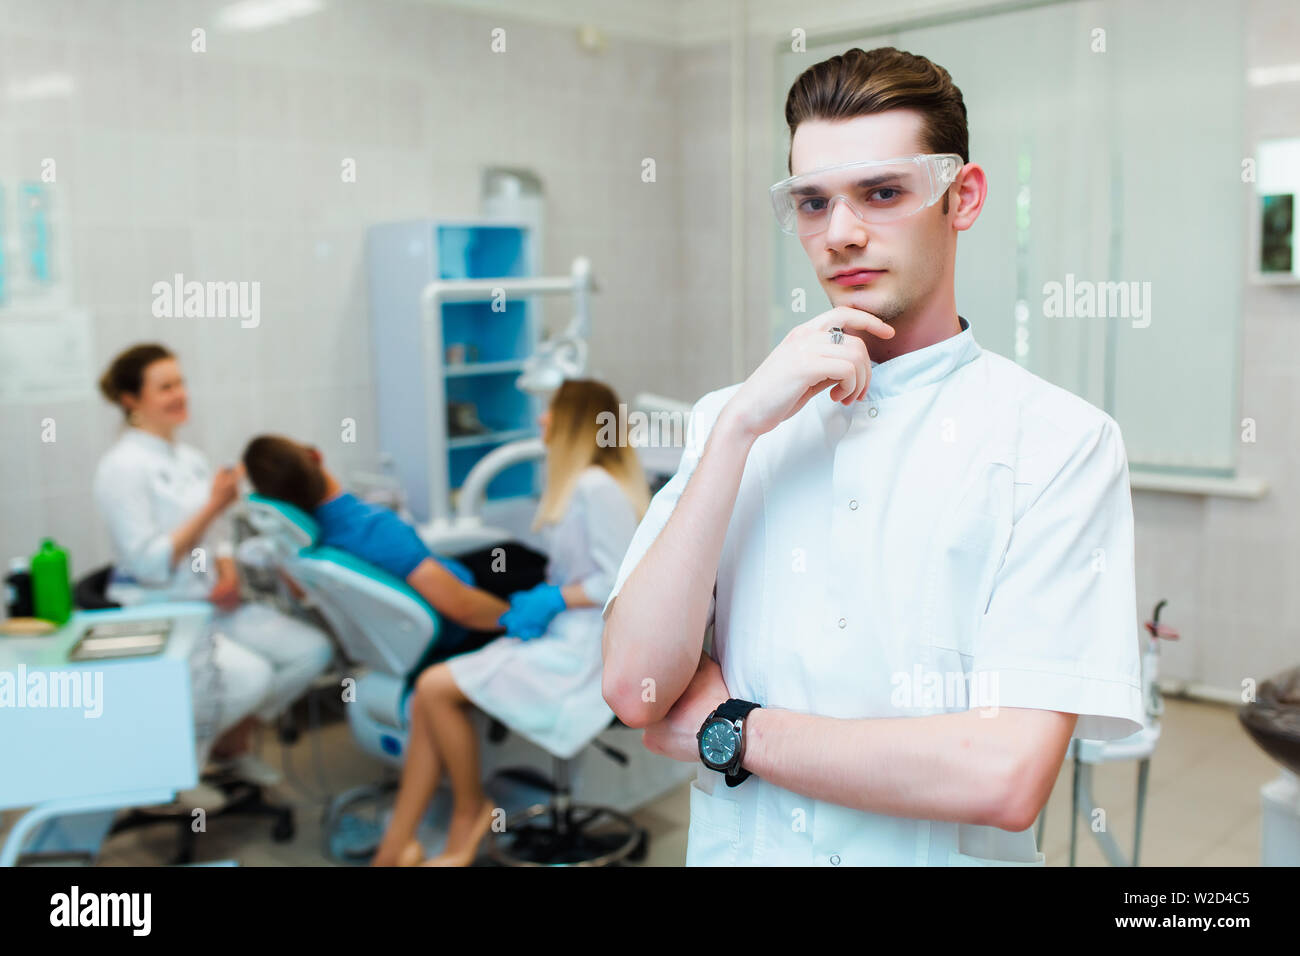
[
  {"xmin": 448, "ymin": 465, "xmax": 639, "ymax": 760},
  {"xmin": 92, "ymin": 428, "xmax": 332, "ymax": 761},
  {"xmin": 603, "ymin": 317, "xmax": 1145, "ymax": 866}
]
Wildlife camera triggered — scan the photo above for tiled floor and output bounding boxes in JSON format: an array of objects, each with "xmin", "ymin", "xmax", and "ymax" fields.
[{"xmin": 2, "ymin": 696, "xmax": 1282, "ymax": 866}]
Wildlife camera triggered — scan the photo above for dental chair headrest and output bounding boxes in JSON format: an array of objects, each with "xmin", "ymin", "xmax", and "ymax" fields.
[
  {"xmin": 245, "ymin": 493, "xmax": 320, "ymax": 550},
  {"xmin": 243, "ymin": 493, "xmax": 441, "ymax": 673}
]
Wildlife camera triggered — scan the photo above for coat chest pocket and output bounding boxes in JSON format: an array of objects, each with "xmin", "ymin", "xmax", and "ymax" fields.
[{"xmin": 921, "ymin": 504, "xmax": 1012, "ymax": 659}]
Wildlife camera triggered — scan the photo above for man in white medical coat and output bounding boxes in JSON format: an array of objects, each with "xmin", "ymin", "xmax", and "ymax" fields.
[{"xmin": 601, "ymin": 46, "xmax": 1144, "ymax": 866}]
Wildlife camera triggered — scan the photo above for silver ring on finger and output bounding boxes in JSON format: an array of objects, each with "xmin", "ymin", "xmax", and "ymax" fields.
[{"xmin": 828, "ymin": 326, "xmax": 844, "ymax": 345}]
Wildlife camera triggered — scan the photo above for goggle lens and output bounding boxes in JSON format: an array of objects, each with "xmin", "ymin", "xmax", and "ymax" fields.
[{"xmin": 771, "ymin": 155, "xmax": 960, "ymax": 236}]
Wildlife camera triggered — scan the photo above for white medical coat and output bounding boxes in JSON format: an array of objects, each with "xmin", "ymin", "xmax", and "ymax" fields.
[
  {"xmin": 449, "ymin": 465, "xmax": 639, "ymax": 760},
  {"xmin": 92, "ymin": 428, "xmax": 233, "ymax": 602},
  {"xmin": 93, "ymin": 428, "xmax": 236, "ymax": 737},
  {"xmin": 603, "ymin": 318, "xmax": 1144, "ymax": 866},
  {"xmin": 92, "ymin": 428, "xmax": 332, "ymax": 745}
]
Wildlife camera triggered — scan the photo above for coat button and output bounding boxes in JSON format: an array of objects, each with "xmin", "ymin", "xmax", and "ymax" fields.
[
  {"xmin": 829, "ymin": 854, "xmax": 841, "ymax": 865},
  {"xmin": 868, "ymin": 406, "xmax": 879, "ymax": 417},
  {"xmin": 837, "ymin": 618, "xmax": 846, "ymax": 628},
  {"xmin": 849, "ymin": 499, "xmax": 858, "ymax": 510}
]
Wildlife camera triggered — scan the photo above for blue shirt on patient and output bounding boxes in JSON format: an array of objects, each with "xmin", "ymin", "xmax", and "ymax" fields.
[
  {"xmin": 314, "ymin": 492, "xmax": 481, "ymax": 697},
  {"xmin": 313, "ymin": 492, "xmax": 474, "ymax": 588}
]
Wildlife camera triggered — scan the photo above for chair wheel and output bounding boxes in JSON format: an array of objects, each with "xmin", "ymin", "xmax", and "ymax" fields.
[
  {"xmin": 321, "ymin": 783, "xmax": 398, "ymax": 864},
  {"xmin": 272, "ymin": 814, "xmax": 295, "ymax": 842},
  {"xmin": 277, "ymin": 714, "xmax": 301, "ymax": 746},
  {"xmin": 626, "ymin": 830, "xmax": 648, "ymax": 862}
]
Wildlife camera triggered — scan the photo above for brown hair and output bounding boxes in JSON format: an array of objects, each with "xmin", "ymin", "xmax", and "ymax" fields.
[
  {"xmin": 783, "ymin": 47, "xmax": 968, "ymax": 211},
  {"xmin": 242, "ymin": 435, "xmax": 328, "ymax": 514},
  {"xmin": 534, "ymin": 379, "xmax": 650, "ymax": 530},
  {"xmin": 99, "ymin": 343, "xmax": 174, "ymax": 416}
]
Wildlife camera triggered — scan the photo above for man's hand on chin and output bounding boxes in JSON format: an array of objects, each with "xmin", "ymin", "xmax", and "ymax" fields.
[{"xmin": 642, "ymin": 651, "xmax": 730, "ymax": 762}]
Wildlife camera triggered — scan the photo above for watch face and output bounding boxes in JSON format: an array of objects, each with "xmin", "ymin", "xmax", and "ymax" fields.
[{"xmin": 699, "ymin": 719, "xmax": 737, "ymax": 768}]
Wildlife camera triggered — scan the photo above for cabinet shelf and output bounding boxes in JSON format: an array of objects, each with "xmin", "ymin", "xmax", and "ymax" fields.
[
  {"xmin": 444, "ymin": 359, "xmax": 529, "ymax": 378},
  {"xmin": 447, "ymin": 427, "xmax": 537, "ymax": 450},
  {"xmin": 367, "ymin": 219, "xmax": 541, "ymax": 523}
]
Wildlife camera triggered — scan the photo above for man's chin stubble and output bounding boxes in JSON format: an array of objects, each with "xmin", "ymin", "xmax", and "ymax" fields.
[{"xmin": 836, "ymin": 290, "xmax": 907, "ymax": 324}]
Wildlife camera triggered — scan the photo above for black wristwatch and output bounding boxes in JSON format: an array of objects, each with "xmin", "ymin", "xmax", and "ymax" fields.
[{"xmin": 697, "ymin": 698, "xmax": 761, "ymax": 787}]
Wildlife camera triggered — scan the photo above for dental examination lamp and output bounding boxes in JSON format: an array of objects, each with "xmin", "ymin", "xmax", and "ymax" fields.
[
  {"xmin": 515, "ymin": 256, "xmax": 594, "ymax": 394},
  {"xmin": 515, "ymin": 332, "xmax": 588, "ymax": 394}
]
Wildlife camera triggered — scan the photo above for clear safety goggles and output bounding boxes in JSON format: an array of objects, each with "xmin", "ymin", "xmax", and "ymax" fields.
[{"xmin": 769, "ymin": 153, "xmax": 963, "ymax": 236}]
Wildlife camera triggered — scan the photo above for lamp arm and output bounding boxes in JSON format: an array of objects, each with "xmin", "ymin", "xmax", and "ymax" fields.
[{"xmin": 455, "ymin": 438, "xmax": 547, "ymax": 522}]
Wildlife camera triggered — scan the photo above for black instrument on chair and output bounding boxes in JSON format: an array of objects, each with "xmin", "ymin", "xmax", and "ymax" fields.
[{"xmin": 73, "ymin": 565, "xmax": 121, "ymax": 611}]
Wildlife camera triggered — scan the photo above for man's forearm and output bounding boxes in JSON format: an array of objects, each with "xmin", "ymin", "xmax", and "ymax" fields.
[
  {"xmin": 604, "ymin": 408, "xmax": 757, "ymax": 726},
  {"xmin": 407, "ymin": 560, "xmax": 508, "ymax": 633},
  {"xmin": 740, "ymin": 707, "xmax": 1068, "ymax": 832},
  {"xmin": 561, "ymin": 582, "xmax": 594, "ymax": 608},
  {"xmin": 454, "ymin": 589, "xmax": 509, "ymax": 632}
]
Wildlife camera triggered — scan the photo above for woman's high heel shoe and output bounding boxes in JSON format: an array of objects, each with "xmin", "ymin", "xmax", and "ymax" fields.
[
  {"xmin": 421, "ymin": 800, "xmax": 496, "ymax": 867},
  {"xmin": 396, "ymin": 839, "xmax": 425, "ymax": 867}
]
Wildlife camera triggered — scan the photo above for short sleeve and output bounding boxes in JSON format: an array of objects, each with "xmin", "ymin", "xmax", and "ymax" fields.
[
  {"xmin": 968, "ymin": 417, "xmax": 1145, "ymax": 741},
  {"xmin": 601, "ymin": 389, "xmax": 733, "ymax": 626},
  {"xmin": 573, "ymin": 470, "xmax": 639, "ymax": 606},
  {"xmin": 374, "ymin": 513, "xmax": 435, "ymax": 581}
]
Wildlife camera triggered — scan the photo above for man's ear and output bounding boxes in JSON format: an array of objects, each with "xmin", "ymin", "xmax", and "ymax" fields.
[
  {"xmin": 308, "ymin": 446, "xmax": 322, "ymax": 464},
  {"xmin": 950, "ymin": 162, "xmax": 987, "ymax": 232}
]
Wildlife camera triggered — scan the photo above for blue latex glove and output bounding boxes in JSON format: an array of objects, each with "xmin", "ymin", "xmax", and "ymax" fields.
[{"xmin": 498, "ymin": 583, "xmax": 566, "ymax": 641}]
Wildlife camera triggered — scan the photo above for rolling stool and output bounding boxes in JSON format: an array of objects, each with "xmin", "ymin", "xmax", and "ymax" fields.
[
  {"xmin": 485, "ymin": 717, "xmax": 648, "ymax": 867},
  {"xmin": 1037, "ymin": 600, "xmax": 1178, "ymax": 866}
]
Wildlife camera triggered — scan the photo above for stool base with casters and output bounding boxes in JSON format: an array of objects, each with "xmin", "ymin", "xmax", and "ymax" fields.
[
  {"xmin": 107, "ymin": 773, "xmax": 295, "ymax": 865},
  {"xmin": 487, "ymin": 757, "xmax": 647, "ymax": 867}
]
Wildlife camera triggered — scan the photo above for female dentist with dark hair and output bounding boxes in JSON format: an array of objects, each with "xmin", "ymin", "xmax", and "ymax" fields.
[{"xmin": 92, "ymin": 343, "xmax": 333, "ymax": 805}]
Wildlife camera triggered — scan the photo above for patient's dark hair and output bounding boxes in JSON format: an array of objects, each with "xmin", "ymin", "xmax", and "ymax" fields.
[
  {"xmin": 242, "ymin": 435, "xmax": 327, "ymax": 514},
  {"xmin": 99, "ymin": 343, "xmax": 174, "ymax": 416}
]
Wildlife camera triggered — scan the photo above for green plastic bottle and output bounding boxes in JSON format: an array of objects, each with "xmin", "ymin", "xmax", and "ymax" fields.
[{"xmin": 31, "ymin": 538, "xmax": 72, "ymax": 625}]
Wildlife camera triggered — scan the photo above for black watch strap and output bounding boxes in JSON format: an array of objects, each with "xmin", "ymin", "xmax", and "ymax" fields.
[
  {"xmin": 715, "ymin": 699, "xmax": 760, "ymax": 787},
  {"xmin": 715, "ymin": 698, "xmax": 760, "ymax": 721}
]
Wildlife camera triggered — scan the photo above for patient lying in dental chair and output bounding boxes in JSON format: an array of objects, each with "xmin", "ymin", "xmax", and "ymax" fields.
[{"xmin": 241, "ymin": 435, "xmax": 547, "ymax": 664}]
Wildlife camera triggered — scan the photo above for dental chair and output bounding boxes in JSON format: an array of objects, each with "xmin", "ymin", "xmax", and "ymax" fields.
[
  {"xmin": 242, "ymin": 495, "xmax": 435, "ymax": 767},
  {"xmin": 244, "ymin": 493, "xmax": 466, "ymax": 861},
  {"xmin": 1239, "ymin": 665, "xmax": 1300, "ymax": 866},
  {"xmin": 242, "ymin": 488, "xmax": 660, "ymax": 865}
]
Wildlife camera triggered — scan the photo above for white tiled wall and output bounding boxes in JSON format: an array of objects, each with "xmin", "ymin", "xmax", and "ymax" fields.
[
  {"xmin": 0, "ymin": 0, "xmax": 713, "ymax": 583},
  {"xmin": 1127, "ymin": 0, "xmax": 1300, "ymax": 694},
  {"xmin": 2, "ymin": 0, "xmax": 1295, "ymax": 703}
]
